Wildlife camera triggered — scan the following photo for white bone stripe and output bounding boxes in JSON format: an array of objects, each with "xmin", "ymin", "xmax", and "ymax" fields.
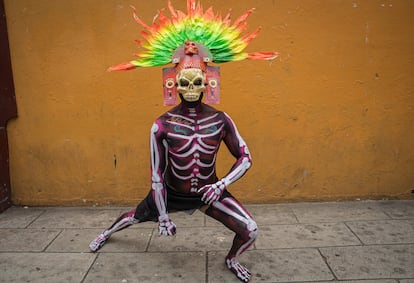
[
  {"xmin": 166, "ymin": 125, "xmax": 223, "ymax": 153},
  {"xmin": 167, "ymin": 133, "xmax": 193, "ymax": 152},
  {"xmin": 103, "ymin": 216, "xmax": 137, "ymax": 237},
  {"xmin": 170, "ymin": 144, "xmax": 216, "ymax": 158},
  {"xmin": 197, "ymin": 138, "xmax": 217, "ymax": 150},
  {"xmin": 222, "ymin": 197, "xmax": 252, "ymax": 220},
  {"xmin": 224, "ymin": 112, "xmax": 247, "ymax": 148},
  {"xmin": 170, "ymin": 158, "xmax": 197, "ymax": 170},
  {"xmin": 236, "ymin": 233, "xmax": 255, "ymax": 258},
  {"xmin": 171, "ymin": 166, "xmax": 216, "ymax": 181},
  {"xmin": 223, "ymin": 157, "xmax": 251, "ymax": 187},
  {"xmin": 197, "ymin": 113, "xmax": 219, "ymax": 124},
  {"xmin": 198, "ymin": 120, "xmax": 223, "ymax": 130},
  {"xmin": 196, "ymin": 125, "xmax": 224, "ymax": 138},
  {"xmin": 153, "ymin": 186, "xmax": 167, "ymax": 217},
  {"xmin": 171, "ymin": 167, "xmax": 195, "ymax": 180},
  {"xmin": 169, "ymin": 154, "xmax": 217, "ymax": 170},
  {"xmin": 197, "ymin": 153, "xmax": 217, "ymax": 167},
  {"xmin": 167, "ymin": 132, "xmax": 192, "ymax": 139},
  {"xmin": 196, "ymin": 169, "xmax": 215, "ymax": 180},
  {"xmin": 150, "ymin": 123, "xmax": 168, "ymax": 218},
  {"xmin": 150, "ymin": 124, "xmax": 161, "ymax": 183},
  {"xmin": 213, "ymin": 199, "xmax": 257, "ymax": 258},
  {"xmin": 213, "ymin": 201, "xmax": 250, "ymax": 226}
]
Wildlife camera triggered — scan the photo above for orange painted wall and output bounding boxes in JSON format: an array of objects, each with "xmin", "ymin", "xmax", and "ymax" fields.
[{"xmin": 4, "ymin": 0, "xmax": 414, "ymax": 206}]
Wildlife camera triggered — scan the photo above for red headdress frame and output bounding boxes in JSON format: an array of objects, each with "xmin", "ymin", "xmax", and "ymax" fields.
[{"xmin": 163, "ymin": 41, "xmax": 220, "ymax": 105}]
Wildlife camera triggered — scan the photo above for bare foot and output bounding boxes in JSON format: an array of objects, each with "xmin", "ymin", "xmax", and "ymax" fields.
[
  {"xmin": 225, "ymin": 257, "xmax": 251, "ymax": 282},
  {"xmin": 89, "ymin": 233, "xmax": 108, "ymax": 252}
]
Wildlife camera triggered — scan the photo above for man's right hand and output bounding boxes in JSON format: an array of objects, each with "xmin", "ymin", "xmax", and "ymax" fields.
[{"xmin": 158, "ymin": 214, "xmax": 177, "ymax": 236}]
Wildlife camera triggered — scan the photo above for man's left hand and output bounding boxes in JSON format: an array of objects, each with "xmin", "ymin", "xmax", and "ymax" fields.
[{"xmin": 197, "ymin": 180, "xmax": 226, "ymax": 205}]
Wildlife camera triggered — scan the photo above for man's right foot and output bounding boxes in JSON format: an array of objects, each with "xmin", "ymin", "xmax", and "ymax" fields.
[{"xmin": 89, "ymin": 233, "xmax": 108, "ymax": 252}]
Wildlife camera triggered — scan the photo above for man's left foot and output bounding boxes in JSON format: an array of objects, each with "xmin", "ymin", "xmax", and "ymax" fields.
[
  {"xmin": 89, "ymin": 233, "xmax": 108, "ymax": 252},
  {"xmin": 225, "ymin": 257, "xmax": 251, "ymax": 282}
]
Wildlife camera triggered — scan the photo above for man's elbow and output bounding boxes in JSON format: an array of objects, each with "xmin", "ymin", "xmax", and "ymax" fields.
[
  {"xmin": 241, "ymin": 156, "xmax": 252, "ymax": 171},
  {"xmin": 243, "ymin": 146, "xmax": 252, "ymax": 169}
]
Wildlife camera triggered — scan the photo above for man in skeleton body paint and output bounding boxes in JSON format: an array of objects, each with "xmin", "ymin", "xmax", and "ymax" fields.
[
  {"xmin": 89, "ymin": 1, "xmax": 277, "ymax": 282},
  {"xmin": 90, "ymin": 66, "xmax": 258, "ymax": 282}
]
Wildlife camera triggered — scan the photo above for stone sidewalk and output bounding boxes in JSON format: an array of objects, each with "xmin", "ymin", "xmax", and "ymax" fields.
[{"xmin": 0, "ymin": 200, "xmax": 413, "ymax": 283}]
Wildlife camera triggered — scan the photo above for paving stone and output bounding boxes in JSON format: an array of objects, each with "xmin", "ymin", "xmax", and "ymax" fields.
[
  {"xmin": 28, "ymin": 207, "xmax": 123, "ymax": 228},
  {"xmin": 306, "ymin": 280, "xmax": 397, "ymax": 283},
  {"xmin": 84, "ymin": 252, "xmax": 205, "ymax": 283},
  {"xmin": 346, "ymin": 219, "xmax": 414, "ymax": 244},
  {"xmin": 320, "ymin": 244, "xmax": 414, "ymax": 280},
  {"xmin": 164, "ymin": 210, "xmax": 205, "ymax": 227},
  {"xmin": 208, "ymin": 249, "xmax": 334, "ymax": 282},
  {"xmin": 0, "ymin": 252, "xmax": 96, "ymax": 283},
  {"xmin": 256, "ymin": 222, "xmax": 360, "ymax": 249},
  {"xmin": 46, "ymin": 228, "xmax": 153, "ymax": 253},
  {"xmin": 291, "ymin": 201, "xmax": 391, "ymax": 223},
  {"xmin": 377, "ymin": 200, "xmax": 414, "ymax": 219},
  {"xmin": 0, "ymin": 207, "xmax": 44, "ymax": 228},
  {"xmin": 98, "ymin": 228, "xmax": 154, "ymax": 253},
  {"xmin": 123, "ymin": 210, "xmax": 205, "ymax": 229},
  {"xmin": 148, "ymin": 226, "xmax": 234, "ymax": 252},
  {"xmin": 204, "ymin": 204, "xmax": 298, "ymax": 227},
  {"xmin": 0, "ymin": 229, "xmax": 61, "ymax": 252},
  {"xmin": 239, "ymin": 204, "xmax": 298, "ymax": 225},
  {"xmin": 1, "ymin": 202, "xmax": 413, "ymax": 283},
  {"xmin": 132, "ymin": 220, "xmax": 158, "ymax": 228}
]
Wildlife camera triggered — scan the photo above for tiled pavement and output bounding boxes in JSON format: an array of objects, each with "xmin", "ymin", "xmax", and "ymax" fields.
[{"xmin": 0, "ymin": 200, "xmax": 413, "ymax": 282}]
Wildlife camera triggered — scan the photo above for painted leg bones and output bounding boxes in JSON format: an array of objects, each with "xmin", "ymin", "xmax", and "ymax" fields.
[
  {"xmin": 89, "ymin": 209, "xmax": 138, "ymax": 252},
  {"xmin": 206, "ymin": 197, "xmax": 258, "ymax": 282}
]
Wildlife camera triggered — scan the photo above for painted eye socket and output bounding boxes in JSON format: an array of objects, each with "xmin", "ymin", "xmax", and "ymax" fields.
[
  {"xmin": 179, "ymin": 79, "xmax": 189, "ymax": 87},
  {"xmin": 193, "ymin": 78, "xmax": 202, "ymax": 86}
]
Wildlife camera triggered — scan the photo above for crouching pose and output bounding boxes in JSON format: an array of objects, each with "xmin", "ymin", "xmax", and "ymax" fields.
[
  {"xmin": 90, "ymin": 1, "xmax": 277, "ymax": 282},
  {"xmin": 90, "ymin": 95, "xmax": 257, "ymax": 282}
]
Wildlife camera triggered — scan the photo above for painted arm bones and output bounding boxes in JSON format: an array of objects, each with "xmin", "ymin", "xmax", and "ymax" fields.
[
  {"xmin": 151, "ymin": 122, "xmax": 176, "ymax": 236},
  {"xmin": 198, "ymin": 113, "xmax": 252, "ymax": 205}
]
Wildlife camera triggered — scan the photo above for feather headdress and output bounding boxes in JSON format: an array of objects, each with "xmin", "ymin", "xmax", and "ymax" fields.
[{"xmin": 109, "ymin": 0, "xmax": 278, "ymax": 71}]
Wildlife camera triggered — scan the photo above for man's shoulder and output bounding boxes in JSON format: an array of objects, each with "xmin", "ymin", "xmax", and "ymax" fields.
[
  {"xmin": 154, "ymin": 106, "xmax": 179, "ymax": 121},
  {"xmin": 202, "ymin": 103, "xmax": 225, "ymax": 115}
]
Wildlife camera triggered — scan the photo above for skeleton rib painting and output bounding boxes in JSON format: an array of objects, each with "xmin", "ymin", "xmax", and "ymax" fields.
[{"xmin": 89, "ymin": 1, "xmax": 277, "ymax": 281}]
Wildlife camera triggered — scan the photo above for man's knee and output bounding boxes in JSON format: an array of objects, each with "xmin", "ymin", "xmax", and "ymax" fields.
[{"xmin": 246, "ymin": 218, "xmax": 258, "ymax": 240}]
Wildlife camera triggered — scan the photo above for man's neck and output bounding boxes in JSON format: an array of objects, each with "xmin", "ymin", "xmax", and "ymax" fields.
[{"xmin": 179, "ymin": 100, "xmax": 203, "ymax": 117}]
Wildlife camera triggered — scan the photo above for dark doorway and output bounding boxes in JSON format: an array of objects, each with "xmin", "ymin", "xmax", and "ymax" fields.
[{"xmin": 0, "ymin": 0, "xmax": 17, "ymax": 212}]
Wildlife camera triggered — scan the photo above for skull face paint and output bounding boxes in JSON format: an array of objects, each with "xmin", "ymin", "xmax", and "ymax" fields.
[{"xmin": 176, "ymin": 68, "xmax": 206, "ymax": 102}]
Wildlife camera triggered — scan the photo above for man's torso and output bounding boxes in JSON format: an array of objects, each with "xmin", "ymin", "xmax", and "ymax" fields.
[{"xmin": 158, "ymin": 104, "xmax": 227, "ymax": 194}]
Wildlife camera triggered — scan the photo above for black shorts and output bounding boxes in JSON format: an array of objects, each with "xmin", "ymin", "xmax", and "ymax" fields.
[{"xmin": 134, "ymin": 186, "xmax": 232, "ymax": 222}]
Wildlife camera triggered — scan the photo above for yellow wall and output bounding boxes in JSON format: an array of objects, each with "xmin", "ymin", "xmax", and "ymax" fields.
[{"xmin": 5, "ymin": 0, "xmax": 414, "ymax": 206}]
